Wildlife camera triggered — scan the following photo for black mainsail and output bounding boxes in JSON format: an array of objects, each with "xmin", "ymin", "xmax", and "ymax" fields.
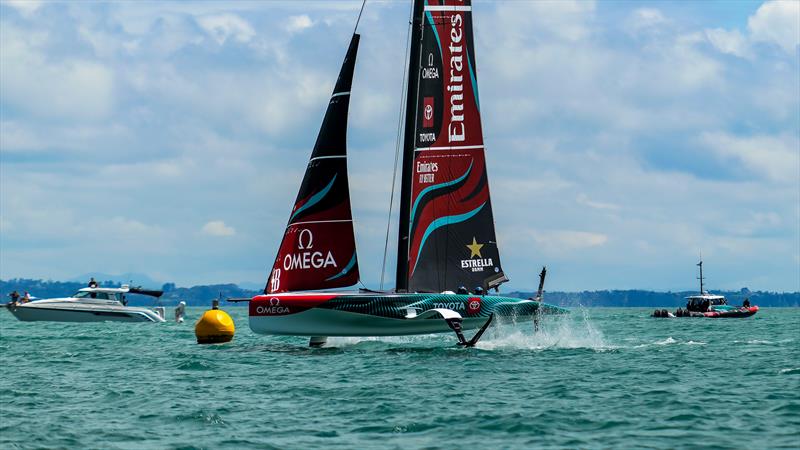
[
  {"xmin": 266, "ymin": 34, "xmax": 361, "ymax": 294},
  {"xmin": 397, "ymin": 0, "xmax": 507, "ymax": 293}
]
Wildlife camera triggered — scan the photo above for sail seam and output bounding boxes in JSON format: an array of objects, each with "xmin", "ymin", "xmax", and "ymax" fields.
[
  {"xmin": 290, "ymin": 219, "xmax": 352, "ymax": 226},
  {"xmin": 424, "ymin": 5, "xmax": 471, "ymax": 12},
  {"xmin": 309, "ymin": 155, "xmax": 346, "ymax": 162},
  {"xmin": 416, "ymin": 145, "xmax": 484, "ymax": 151}
]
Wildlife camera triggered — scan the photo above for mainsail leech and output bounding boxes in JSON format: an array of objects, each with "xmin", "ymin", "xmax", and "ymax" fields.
[{"xmin": 266, "ymin": 34, "xmax": 361, "ymax": 294}]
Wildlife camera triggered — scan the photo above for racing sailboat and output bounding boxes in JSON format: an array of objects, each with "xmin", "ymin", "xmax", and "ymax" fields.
[{"xmin": 247, "ymin": 0, "xmax": 568, "ymax": 346}]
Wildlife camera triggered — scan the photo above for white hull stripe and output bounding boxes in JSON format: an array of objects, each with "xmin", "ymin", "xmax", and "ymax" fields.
[
  {"xmin": 416, "ymin": 145, "xmax": 484, "ymax": 151},
  {"xmin": 331, "ymin": 91, "xmax": 350, "ymax": 98},
  {"xmin": 289, "ymin": 219, "xmax": 353, "ymax": 226},
  {"xmin": 424, "ymin": 5, "xmax": 471, "ymax": 12}
]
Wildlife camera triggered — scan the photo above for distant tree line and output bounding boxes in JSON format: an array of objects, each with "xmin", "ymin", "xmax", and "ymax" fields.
[
  {"xmin": 1, "ymin": 279, "xmax": 798, "ymax": 307},
  {"xmin": 508, "ymin": 288, "xmax": 800, "ymax": 308}
]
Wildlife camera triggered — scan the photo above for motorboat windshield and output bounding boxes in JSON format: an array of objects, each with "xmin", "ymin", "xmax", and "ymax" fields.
[
  {"xmin": 685, "ymin": 295, "xmax": 727, "ymax": 312},
  {"xmin": 72, "ymin": 291, "xmax": 124, "ymax": 302}
]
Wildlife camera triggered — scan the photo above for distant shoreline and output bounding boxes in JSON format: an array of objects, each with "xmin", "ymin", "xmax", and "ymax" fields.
[{"xmin": 2, "ymin": 278, "xmax": 798, "ymax": 308}]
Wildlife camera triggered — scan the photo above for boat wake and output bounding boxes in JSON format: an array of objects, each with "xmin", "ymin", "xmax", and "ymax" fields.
[
  {"xmin": 326, "ymin": 308, "xmax": 611, "ymax": 351},
  {"xmin": 631, "ymin": 336, "xmax": 709, "ymax": 348},
  {"xmin": 732, "ymin": 339, "xmax": 793, "ymax": 345},
  {"xmin": 477, "ymin": 308, "xmax": 611, "ymax": 352}
]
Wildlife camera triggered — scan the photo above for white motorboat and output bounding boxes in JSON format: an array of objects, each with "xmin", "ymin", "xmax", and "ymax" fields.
[{"xmin": 4, "ymin": 285, "xmax": 166, "ymax": 323}]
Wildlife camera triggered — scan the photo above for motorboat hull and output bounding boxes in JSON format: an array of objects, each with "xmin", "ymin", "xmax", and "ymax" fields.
[
  {"xmin": 4, "ymin": 302, "xmax": 165, "ymax": 323},
  {"xmin": 703, "ymin": 306, "xmax": 758, "ymax": 318},
  {"xmin": 249, "ymin": 292, "xmax": 567, "ymax": 337},
  {"xmin": 652, "ymin": 306, "xmax": 759, "ymax": 318}
]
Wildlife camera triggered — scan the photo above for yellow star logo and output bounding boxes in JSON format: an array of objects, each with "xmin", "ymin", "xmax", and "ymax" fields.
[{"xmin": 466, "ymin": 237, "xmax": 484, "ymax": 258}]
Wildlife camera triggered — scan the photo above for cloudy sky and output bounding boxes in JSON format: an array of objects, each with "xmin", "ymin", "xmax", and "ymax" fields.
[{"xmin": 1, "ymin": 0, "xmax": 798, "ymax": 292}]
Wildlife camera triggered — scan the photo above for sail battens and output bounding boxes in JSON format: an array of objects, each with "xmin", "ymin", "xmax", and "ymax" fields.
[
  {"xmin": 267, "ymin": 34, "xmax": 361, "ymax": 294},
  {"xmin": 401, "ymin": 0, "xmax": 507, "ymax": 293},
  {"xmin": 309, "ymin": 155, "xmax": 347, "ymax": 162},
  {"xmin": 424, "ymin": 5, "xmax": 471, "ymax": 12},
  {"xmin": 416, "ymin": 145, "xmax": 485, "ymax": 151},
  {"xmin": 290, "ymin": 219, "xmax": 353, "ymax": 226}
]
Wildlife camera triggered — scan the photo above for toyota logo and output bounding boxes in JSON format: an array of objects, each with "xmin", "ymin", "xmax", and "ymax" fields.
[{"xmin": 424, "ymin": 104, "xmax": 433, "ymax": 121}]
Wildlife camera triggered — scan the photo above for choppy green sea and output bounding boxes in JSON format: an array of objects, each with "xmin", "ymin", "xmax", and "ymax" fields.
[{"xmin": 1, "ymin": 307, "xmax": 798, "ymax": 449}]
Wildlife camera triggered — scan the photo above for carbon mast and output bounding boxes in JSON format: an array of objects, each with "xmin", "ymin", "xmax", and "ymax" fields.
[{"xmin": 395, "ymin": 0, "xmax": 426, "ymax": 292}]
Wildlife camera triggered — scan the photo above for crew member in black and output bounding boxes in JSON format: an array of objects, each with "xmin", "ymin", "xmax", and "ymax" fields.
[
  {"xmin": 88, "ymin": 278, "xmax": 98, "ymax": 288},
  {"xmin": 9, "ymin": 290, "xmax": 20, "ymax": 304},
  {"xmin": 743, "ymin": 298, "xmax": 751, "ymax": 308}
]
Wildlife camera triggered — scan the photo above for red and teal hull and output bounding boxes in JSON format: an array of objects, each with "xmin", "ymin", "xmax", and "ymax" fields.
[{"xmin": 249, "ymin": 292, "xmax": 567, "ymax": 337}]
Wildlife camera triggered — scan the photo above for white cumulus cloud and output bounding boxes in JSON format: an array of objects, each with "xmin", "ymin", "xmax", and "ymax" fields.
[
  {"xmin": 0, "ymin": 24, "xmax": 114, "ymax": 121},
  {"xmin": 201, "ymin": 220, "xmax": 236, "ymax": 237},
  {"xmin": 627, "ymin": 8, "xmax": 668, "ymax": 35},
  {"xmin": 748, "ymin": 0, "xmax": 800, "ymax": 54},
  {"xmin": 197, "ymin": 13, "xmax": 255, "ymax": 45},
  {"xmin": 285, "ymin": 15, "xmax": 314, "ymax": 34},
  {"xmin": 706, "ymin": 0, "xmax": 799, "ymax": 58},
  {"xmin": 5, "ymin": 0, "xmax": 42, "ymax": 17},
  {"xmin": 701, "ymin": 132, "xmax": 800, "ymax": 184},
  {"xmin": 705, "ymin": 28, "xmax": 751, "ymax": 58}
]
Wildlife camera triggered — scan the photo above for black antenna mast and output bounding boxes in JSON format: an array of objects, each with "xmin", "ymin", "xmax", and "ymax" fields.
[{"xmin": 697, "ymin": 260, "xmax": 705, "ymax": 294}]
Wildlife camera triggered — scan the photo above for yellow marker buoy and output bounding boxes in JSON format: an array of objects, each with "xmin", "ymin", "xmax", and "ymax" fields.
[{"xmin": 195, "ymin": 299, "xmax": 235, "ymax": 344}]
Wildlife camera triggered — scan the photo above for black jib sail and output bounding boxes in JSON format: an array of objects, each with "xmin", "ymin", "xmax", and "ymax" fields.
[
  {"xmin": 399, "ymin": 0, "xmax": 507, "ymax": 293},
  {"xmin": 266, "ymin": 34, "xmax": 361, "ymax": 294}
]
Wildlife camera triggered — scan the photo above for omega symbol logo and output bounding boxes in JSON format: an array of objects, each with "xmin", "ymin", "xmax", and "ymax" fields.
[
  {"xmin": 297, "ymin": 229, "xmax": 313, "ymax": 250},
  {"xmin": 424, "ymin": 104, "xmax": 433, "ymax": 121},
  {"xmin": 269, "ymin": 297, "xmax": 280, "ymax": 306}
]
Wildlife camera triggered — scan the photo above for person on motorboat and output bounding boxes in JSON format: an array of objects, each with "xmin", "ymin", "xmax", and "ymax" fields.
[
  {"xmin": 9, "ymin": 291, "xmax": 20, "ymax": 304},
  {"xmin": 88, "ymin": 278, "xmax": 98, "ymax": 288},
  {"xmin": 22, "ymin": 292, "xmax": 30, "ymax": 303},
  {"xmin": 175, "ymin": 301, "xmax": 186, "ymax": 323},
  {"xmin": 743, "ymin": 298, "xmax": 751, "ymax": 308}
]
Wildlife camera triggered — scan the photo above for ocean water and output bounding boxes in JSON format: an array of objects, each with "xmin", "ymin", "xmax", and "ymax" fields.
[{"xmin": 1, "ymin": 307, "xmax": 798, "ymax": 449}]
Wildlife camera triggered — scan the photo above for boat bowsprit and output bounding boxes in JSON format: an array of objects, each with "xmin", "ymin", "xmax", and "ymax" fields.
[{"xmin": 241, "ymin": 0, "xmax": 568, "ymax": 347}]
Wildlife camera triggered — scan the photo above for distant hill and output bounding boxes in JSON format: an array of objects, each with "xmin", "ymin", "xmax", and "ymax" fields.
[
  {"xmin": 507, "ymin": 289, "xmax": 800, "ymax": 308},
  {"xmin": 69, "ymin": 272, "xmax": 161, "ymax": 286},
  {"xmin": 1, "ymin": 279, "xmax": 797, "ymax": 307}
]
